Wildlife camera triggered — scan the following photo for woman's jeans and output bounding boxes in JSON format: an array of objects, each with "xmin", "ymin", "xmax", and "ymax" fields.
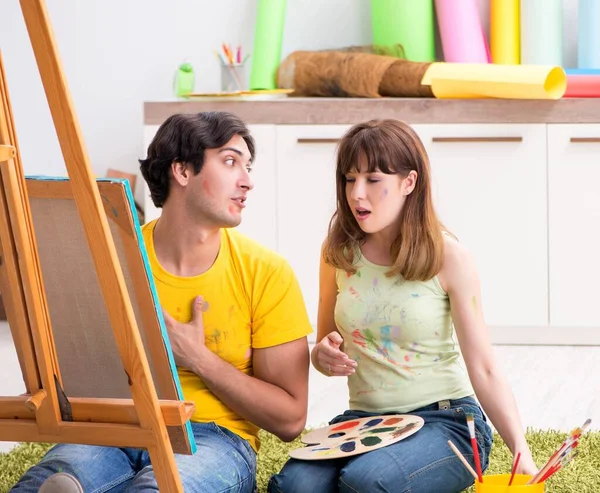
[
  {"xmin": 268, "ymin": 396, "xmax": 493, "ymax": 493},
  {"xmin": 10, "ymin": 422, "xmax": 257, "ymax": 493}
]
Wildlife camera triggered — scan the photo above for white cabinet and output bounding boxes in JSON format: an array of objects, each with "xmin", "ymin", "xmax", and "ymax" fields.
[
  {"xmin": 141, "ymin": 124, "xmax": 278, "ymax": 252},
  {"xmin": 276, "ymin": 125, "xmax": 351, "ymax": 329},
  {"xmin": 548, "ymin": 125, "xmax": 600, "ymax": 327},
  {"xmin": 414, "ymin": 124, "xmax": 549, "ymax": 328}
]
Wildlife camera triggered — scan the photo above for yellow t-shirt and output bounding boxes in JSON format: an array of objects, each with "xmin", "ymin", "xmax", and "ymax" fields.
[{"xmin": 141, "ymin": 220, "xmax": 313, "ymax": 452}]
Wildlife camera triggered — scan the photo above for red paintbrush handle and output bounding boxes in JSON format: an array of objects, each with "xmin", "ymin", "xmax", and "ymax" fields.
[{"xmin": 471, "ymin": 437, "xmax": 484, "ymax": 482}]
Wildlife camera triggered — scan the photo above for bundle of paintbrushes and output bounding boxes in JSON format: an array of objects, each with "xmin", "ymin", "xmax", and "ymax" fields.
[{"xmin": 526, "ymin": 418, "xmax": 591, "ymax": 484}]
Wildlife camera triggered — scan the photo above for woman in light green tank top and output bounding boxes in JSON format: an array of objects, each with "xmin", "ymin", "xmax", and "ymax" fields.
[{"xmin": 269, "ymin": 119, "xmax": 537, "ymax": 493}]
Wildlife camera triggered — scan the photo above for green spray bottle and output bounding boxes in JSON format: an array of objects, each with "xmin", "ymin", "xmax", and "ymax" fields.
[{"xmin": 173, "ymin": 61, "xmax": 195, "ymax": 97}]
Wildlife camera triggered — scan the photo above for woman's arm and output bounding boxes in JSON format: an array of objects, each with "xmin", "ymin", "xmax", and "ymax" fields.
[
  {"xmin": 311, "ymin": 240, "xmax": 356, "ymax": 377},
  {"xmin": 438, "ymin": 236, "xmax": 537, "ymax": 475}
]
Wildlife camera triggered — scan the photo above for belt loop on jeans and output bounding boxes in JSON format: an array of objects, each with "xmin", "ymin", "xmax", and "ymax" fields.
[{"xmin": 438, "ymin": 399, "xmax": 451, "ymax": 410}]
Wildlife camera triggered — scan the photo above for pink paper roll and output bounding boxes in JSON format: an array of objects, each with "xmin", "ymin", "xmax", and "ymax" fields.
[
  {"xmin": 564, "ymin": 75, "xmax": 600, "ymax": 98},
  {"xmin": 434, "ymin": 0, "xmax": 490, "ymax": 63}
]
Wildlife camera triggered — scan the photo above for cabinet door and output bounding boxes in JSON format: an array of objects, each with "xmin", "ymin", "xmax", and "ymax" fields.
[
  {"xmin": 413, "ymin": 124, "xmax": 548, "ymax": 328},
  {"xmin": 548, "ymin": 125, "xmax": 600, "ymax": 327},
  {"xmin": 276, "ymin": 125, "xmax": 351, "ymax": 332},
  {"xmin": 141, "ymin": 124, "xmax": 277, "ymax": 252}
]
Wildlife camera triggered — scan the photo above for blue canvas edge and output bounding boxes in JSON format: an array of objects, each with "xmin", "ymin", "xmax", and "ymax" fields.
[{"xmin": 25, "ymin": 175, "xmax": 196, "ymax": 453}]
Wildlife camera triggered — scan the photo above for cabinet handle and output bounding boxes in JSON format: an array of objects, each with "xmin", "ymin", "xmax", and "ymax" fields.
[
  {"xmin": 431, "ymin": 137, "xmax": 523, "ymax": 143},
  {"xmin": 570, "ymin": 137, "xmax": 600, "ymax": 143},
  {"xmin": 297, "ymin": 138, "xmax": 340, "ymax": 144}
]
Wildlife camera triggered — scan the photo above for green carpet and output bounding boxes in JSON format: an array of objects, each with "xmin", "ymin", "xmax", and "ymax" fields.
[{"xmin": 1, "ymin": 430, "xmax": 599, "ymax": 492}]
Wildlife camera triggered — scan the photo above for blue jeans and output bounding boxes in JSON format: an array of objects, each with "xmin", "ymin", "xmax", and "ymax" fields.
[
  {"xmin": 268, "ymin": 396, "xmax": 493, "ymax": 493},
  {"xmin": 10, "ymin": 422, "xmax": 257, "ymax": 493}
]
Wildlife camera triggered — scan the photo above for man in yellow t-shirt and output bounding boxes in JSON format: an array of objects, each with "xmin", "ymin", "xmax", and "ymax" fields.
[{"xmin": 20, "ymin": 112, "xmax": 312, "ymax": 493}]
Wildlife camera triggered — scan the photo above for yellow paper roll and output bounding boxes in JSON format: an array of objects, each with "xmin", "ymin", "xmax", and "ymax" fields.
[
  {"xmin": 491, "ymin": 0, "xmax": 520, "ymax": 64},
  {"xmin": 421, "ymin": 62, "xmax": 567, "ymax": 99}
]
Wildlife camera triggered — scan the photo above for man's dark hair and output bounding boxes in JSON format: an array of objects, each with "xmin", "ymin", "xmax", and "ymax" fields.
[{"xmin": 139, "ymin": 112, "xmax": 255, "ymax": 207}]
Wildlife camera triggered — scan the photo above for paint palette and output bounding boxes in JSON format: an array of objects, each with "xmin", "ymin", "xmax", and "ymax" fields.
[{"xmin": 289, "ymin": 414, "xmax": 424, "ymax": 460}]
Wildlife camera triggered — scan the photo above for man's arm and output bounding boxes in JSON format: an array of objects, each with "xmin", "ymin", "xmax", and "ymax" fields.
[
  {"xmin": 164, "ymin": 272, "xmax": 311, "ymax": 442},
  {"xmin": 191, "ymin": 337, "xmax": 309, "ymax": 442}
]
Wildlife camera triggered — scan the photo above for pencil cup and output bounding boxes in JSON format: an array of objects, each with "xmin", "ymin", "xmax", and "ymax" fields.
[
  {"xmin": 475, "ymin": 474, "xmax": 545, "ymax": 492},
  {"xmin": 220, "ymin": 64, "xmax": 246, "ymax": 92}
]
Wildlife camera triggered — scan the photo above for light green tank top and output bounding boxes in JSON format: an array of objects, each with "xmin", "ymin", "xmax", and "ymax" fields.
[{"xmin": 334, "ymin": 248, "xmax": 474, "ymax": 413}]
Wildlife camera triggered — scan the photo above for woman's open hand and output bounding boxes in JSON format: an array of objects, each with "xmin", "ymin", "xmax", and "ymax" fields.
[{"xmin": 313, "ymin": 331, "xmax": 357, "ymax": 377}]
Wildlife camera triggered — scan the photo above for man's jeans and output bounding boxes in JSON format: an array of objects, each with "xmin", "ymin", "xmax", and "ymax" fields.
[
  {"xmin": 268, "ymin": 396, "xmax": 493, "ymax": 493},
  {"xmin": 10, "ymin": 422, "xmax": 257, "ymax": 493}
]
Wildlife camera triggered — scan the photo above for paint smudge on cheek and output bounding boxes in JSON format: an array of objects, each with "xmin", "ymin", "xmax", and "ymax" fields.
[
  {"xmin": 201, "ymin": 179, "xmax": 214, "ymax": 197},
  {"xmin": 361, "ymin": 436, "xmax": 382, "ymax": 446},
  {"xmin": 382, "ymin": 188, "xmax": 388, "ymax": 196}
]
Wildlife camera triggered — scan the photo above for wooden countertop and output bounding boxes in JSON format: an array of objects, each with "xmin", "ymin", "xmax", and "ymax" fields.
[{"xmin": 144, "ymin": 97, "xmax": 600, "ymax": 125}]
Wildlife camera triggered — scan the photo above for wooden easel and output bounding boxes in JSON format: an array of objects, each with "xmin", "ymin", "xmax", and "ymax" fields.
[{"xmin": 0, "ymin": 1, "xmax": 192, "ymax": 491}]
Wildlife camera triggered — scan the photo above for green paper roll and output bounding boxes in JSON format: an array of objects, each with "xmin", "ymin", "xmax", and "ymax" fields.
[
  {"xmin": 249, "ymin": 0, "xmax": 287, "ymax": 90},
  {"xmin": 371, "ymin": 0, "xmax": 435, "ymax": 62},
  {"xmin": 520, "ymin": 0, "xmax": 562, "ymax": 66}
]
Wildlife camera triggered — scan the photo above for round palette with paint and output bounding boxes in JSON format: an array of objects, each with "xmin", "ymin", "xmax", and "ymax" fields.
[{"xmin": 289, "ymin": 414, "xmax": 424, "ymax": 460}]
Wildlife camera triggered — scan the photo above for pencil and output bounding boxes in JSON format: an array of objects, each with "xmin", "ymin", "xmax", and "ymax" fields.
[{"xmin": 447, "ymin": 440, "xmax": 478, "ymax": 481}]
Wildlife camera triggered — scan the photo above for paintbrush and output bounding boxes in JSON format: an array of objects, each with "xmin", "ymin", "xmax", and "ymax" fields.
[
  {"xmin": 447, "ymin": 440, "xmax": 478, "ymax": 481},
  {"xmin": 528, "ymin": 418, "xmax": 591, "ymax": 484},
  {"xmin": 466, "ymin": 414, "xmax": 484, "ymax": 483}
]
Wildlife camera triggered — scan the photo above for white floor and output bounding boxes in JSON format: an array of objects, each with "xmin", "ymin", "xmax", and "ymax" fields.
[{"xmin": 1, "ymin": 321, "xmax": 598, "ymax": 454}]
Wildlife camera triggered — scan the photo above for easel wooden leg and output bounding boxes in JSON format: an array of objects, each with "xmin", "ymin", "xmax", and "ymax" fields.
[{"xmin": 14, "ymin": 1, "xmax": 186, "ymax": 490}]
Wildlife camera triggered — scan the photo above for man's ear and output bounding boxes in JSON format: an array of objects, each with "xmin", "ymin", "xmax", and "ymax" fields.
[
  {"xmin": 171, "ymin": 161, "xmax": 189, "ymax": 186},
  {"xmin": 403, "ymin": 170, "xmax": 418, "ymax": 196}
]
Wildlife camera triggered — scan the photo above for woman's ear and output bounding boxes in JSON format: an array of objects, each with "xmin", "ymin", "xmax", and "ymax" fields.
[
  {"xmin": 403, "ymin": 170, "xmax": 418, "ymax": 196},
  {"xmin": 171, "ymin": 161, "xmax": 189, "ymax": 186}
]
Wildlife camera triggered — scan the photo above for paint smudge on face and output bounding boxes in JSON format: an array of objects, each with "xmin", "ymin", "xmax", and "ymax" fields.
[
  {"xmin": 382, "ymin": 417, "xmax": 403, "ymax": 426},
  {"xmin": 340, "ymin": 441, "xmax": 356, "ymax": 453},
  {"xmin": 361, "ymin": 436, "xmax": 382, "ymax": 446},
  {"xmin": 328, "ymin": 432, "xmax": 345, "ymax": 439},
  {"xmin": 201, "ymin": 179, "xmax": 214, "ymax": 197},
  {"xmin": 382, "ymin": 188, "xmax": 388, "ymax": 196},
  {"xmin": 331, "ymin": 421, "xmax": 360, "ymax": 432},
  {"xmin": 359, "ymin": 418, "xmax": 383, "ymax": 430}
]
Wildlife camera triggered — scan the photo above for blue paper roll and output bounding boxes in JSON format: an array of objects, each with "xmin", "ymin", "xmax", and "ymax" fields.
[
  {"xmin": 578, "ymin": 0, "xmax": 600, "ymax": 69},
  {"xmin": 565, "ymin": 68, "xmax": 600, "ymax": 75}
]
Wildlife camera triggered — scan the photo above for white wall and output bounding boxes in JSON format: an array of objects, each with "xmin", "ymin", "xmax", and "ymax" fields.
[{"xmin": 0, "ymin": 0, "xmax": 579, "ymax": 206}]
